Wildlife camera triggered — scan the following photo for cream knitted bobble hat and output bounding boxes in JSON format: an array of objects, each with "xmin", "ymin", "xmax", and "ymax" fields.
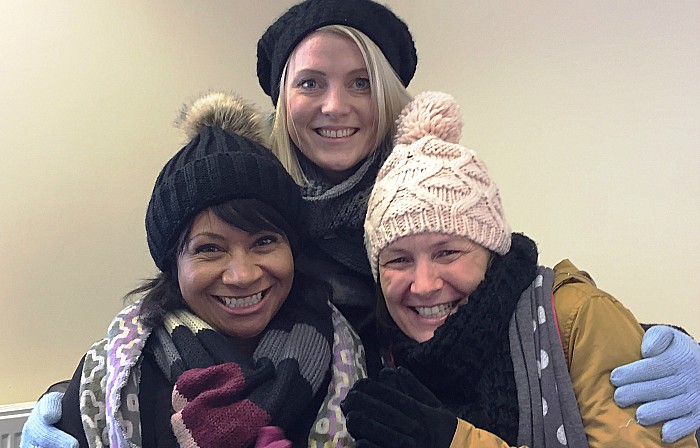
[{"xmin": 364, "ymin": 91, "xmax": 512, "ymax": 279}]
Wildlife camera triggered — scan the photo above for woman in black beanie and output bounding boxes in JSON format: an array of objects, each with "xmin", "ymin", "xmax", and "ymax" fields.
[{"xmin": 38, "ymin": 93, "xmax": 364, "ymax": 447}]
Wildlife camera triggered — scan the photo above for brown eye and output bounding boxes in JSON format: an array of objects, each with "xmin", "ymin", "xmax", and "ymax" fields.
[
  {"xmin": 253, "ymin": 235, "xmax": 279, "ymax": 247},
  {"xmin": 194, "ymin": 244, "xmax": 220, "ymax": 254}
]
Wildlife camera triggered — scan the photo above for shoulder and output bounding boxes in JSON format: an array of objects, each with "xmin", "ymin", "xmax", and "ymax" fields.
[{"xmin": 551, "ymin": 259, "xmax": 643, "ymax": 364}]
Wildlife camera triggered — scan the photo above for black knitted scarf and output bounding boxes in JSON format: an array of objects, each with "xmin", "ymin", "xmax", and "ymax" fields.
[
  {"xmin": 297, "ymin": 141, "xmax": 392, "ymax": 277},
  {"xmin": 386, "ymin": 233, "xmax": 539, "ymax": 445},
  {"xmin": 150, "ymin": 278, "xmax": 333, "ymax": 448}
]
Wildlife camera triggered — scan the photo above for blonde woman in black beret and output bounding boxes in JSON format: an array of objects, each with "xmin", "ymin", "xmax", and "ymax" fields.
[{"xmin": 256, "ymin": 1, "xmax": 414, "ymax": 361}]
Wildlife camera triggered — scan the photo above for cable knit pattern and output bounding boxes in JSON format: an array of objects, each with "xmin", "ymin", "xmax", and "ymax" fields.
[{"xmin": 365, "ymin": 92, "xmax": 511, "ymax": 279}]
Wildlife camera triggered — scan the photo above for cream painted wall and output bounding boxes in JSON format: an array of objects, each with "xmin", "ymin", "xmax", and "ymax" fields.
[{"xmin": 1, "ymin": 1, "xmax": 698, "ymax": 404}]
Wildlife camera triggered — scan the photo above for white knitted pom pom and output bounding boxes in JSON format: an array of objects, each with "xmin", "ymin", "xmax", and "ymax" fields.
[
  {"xmin": 395, "ymin": 91, "xmax": 463, "ymax": 145},
  {"xmin": 175, "ymin": 91, "xmax": 271, "ymax": 146}
]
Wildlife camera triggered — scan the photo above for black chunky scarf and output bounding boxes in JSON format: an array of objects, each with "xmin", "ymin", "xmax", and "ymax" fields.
[
  {"xmin": 386, "ymin": 233, "xmax": 539, "ymax": 445},
  {"xmin": 150, "ymin": 277, "xmax": 333, "ymax": 448}
]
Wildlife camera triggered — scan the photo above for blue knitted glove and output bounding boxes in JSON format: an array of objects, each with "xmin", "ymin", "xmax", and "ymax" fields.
[
  {"xmin": 20, "ymin": 392, "xmax": 78, "ymax": 448},
  {"xmin": 611, "ymin": 325, "xmax": 700, "ymax": 443}
]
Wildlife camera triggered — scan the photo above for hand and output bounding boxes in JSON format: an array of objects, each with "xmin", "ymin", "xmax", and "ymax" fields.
[
  {"xmin": 611, "ymin": 325, "xmax": 700, "ymax": 443},
  {"xmin": 341, "ymin": 367, "xmax": 457, "ymax": 448},
  {"xmin": 254, "ymin": 426, "xmax": 291, "ymax": 448},
  {"xmin": 20, "ymin": 392, "xmax": 79, "ymax": 448}
]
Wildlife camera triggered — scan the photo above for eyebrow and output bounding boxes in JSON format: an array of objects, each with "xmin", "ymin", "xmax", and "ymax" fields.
[
  {"xmin": 291, "ymin": 67, "xmax": 369, "ymax": 79},
  {"xmin": 186, "ymin": 231, "xmax": 225, "ymax": 244}
]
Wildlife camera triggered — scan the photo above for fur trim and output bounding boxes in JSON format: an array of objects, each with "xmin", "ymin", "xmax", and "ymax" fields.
[{"xmin": 175, "ymin": 91, "xmax": 271, "ymax": 147}]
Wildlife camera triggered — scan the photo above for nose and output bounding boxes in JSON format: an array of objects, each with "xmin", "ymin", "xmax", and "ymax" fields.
[
  {"xmin": 410, "ymin": 258, "xmax": 443, "ymax": 297},
  {"xmin": 320, "ymin": 84, "xmax": 350, "ymax": 117},
  {"xmin": 221, "ymin": 255, "xmax": 261, "ymax": 287}
]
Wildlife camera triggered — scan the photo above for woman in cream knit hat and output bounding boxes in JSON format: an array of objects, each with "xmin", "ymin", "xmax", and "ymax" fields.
[{"xmin": 341, "ymin": 92, "xmax": 700, "ymax": 447}]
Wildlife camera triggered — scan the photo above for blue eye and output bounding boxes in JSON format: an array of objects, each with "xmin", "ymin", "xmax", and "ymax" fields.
[
  {"xmin": 382, "ymin": 256, "xmax": 410, "ymax": 266},
  {"xmin": 299, "ymin": 79, "xmax": 317, "ymax": 89},
  {"xmin": 354, "ymin": 78, "xmax": 370, "ymax": 90}
]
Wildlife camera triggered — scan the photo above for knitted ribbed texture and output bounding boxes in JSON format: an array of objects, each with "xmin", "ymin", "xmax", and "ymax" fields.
[
  {"xmin": 257, "ymin": 0, "xmax": 417, "ymax": 105},
  {"xmin": 364, "ymin": 92, "xmax": 511, "ymax": 278},
  {"xmin": 145, "ymin": 96, "xmax": 302, "ymax": 271}
]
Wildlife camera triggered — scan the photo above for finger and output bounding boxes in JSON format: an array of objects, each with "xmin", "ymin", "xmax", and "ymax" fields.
[
  {"xmin": 637, "ymin": 396, "xmax": 694, "ymax": 425},
  {"xmin": 37, "ymin": 392, "xmax": 64, "ymax": 424},
  {"xmin": 641, "ymin": 325, "xmax": 675, "ymax": 358},
  {"xmin": 614, "ymin": 377, "xmax": 682, "ymax": 408},
  {"xmin": 350, "ymin": 377, "xmax": 427, "ymax": 423},
  {"xmin": 346, "ymin": 411, "xmax": 417, "ymax": 448},
  {"xmin": 377, "ymin": 368, "xmax": 403, "ymax": 391},
  {"xmin": 661, "ymin": 412, "xmax": 700, "ymax": 443},
  {"xmin": 21, "ymin": 415, "xmax": 79, "ymax": 448},
  {"xmin": 342, "ymin": 389, "xmax": 418, "ymax": 434},
  {"xmin": 610, "ymin": 357, "xmax": 675, "ymax": 387},
  {"xmin": 396, "ymin": 366, "xmax": 442, "ymax": 407}
]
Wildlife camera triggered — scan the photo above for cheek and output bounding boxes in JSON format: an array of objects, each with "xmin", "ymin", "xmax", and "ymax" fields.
[
  {"xmin": 454, "ymin": 264, "xmax": 487, "ymax": 294},
  {"xmin": 273, "ymin": 249, "xmax": 295, "ymax": 287},
  {"xmin": 286, "ymin": 95, "xmax": 310, "ymax": 127},
  {"xmin": 176, "ymin": 262, "xmax": 212, "ymax": 302},
  {"xmin": 379, "ymin": 272, "xmax": 403, "ymax": 304},
  {"xmin": 176, "ymin": 264, "xmax": 196, "ymax": 302}
]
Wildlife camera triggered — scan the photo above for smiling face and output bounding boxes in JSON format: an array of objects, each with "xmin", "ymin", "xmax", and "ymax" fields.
[
  {"xmin": 285, "ymin": 30, "xmax": 378, "ymax": 184},
  {"xmin": 177, "ymin": 209, "xmax": 294, "ymax": 340},
  {"xmin": 378, "ymin": 233, "xmax": 491, "ymax": 343}
]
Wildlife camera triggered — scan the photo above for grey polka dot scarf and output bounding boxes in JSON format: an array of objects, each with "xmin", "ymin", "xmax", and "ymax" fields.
[{"xmin": 509, "ymin": 266, "xmax": 590, "ymax": 447}]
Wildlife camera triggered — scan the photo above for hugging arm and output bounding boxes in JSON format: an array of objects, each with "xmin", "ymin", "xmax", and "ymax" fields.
[
  {"xmin": 20, "ymin": 392, "xmax": 78, "ymax": 448},
  {"xmin": 611, "ymin": 325, "xmax": 700, "ymax": 443}
]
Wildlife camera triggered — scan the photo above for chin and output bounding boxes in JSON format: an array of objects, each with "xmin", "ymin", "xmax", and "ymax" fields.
[{"xmin": 413, "ymin": 330, "xmax": 437, "ymax": 344}]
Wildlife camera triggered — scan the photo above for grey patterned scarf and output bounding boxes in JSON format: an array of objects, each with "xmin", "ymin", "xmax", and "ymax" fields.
[{"xmin": 297, "ymin": 142, "xmax": 391, "ymax": 275}]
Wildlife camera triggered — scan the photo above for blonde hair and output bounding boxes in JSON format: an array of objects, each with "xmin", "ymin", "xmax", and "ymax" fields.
[{"xmin": 270, "ymin": 25, "xmax": 413, "ymax": 185}]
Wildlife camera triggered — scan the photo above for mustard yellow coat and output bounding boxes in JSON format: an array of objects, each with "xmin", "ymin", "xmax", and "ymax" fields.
[{"xmin": 449, "ymin": 259, "xmax": 698, "ymax": 448}]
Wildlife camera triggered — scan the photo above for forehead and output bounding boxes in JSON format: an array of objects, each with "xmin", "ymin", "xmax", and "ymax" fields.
[
  {"xmin": 383, "ymin": 233, "xmax": 475, "ymax": 253},
  {"xmin": 288, "ymin": 30, "xmax": 366, "ymax": 72},
  {"xmin": 188, "ymin": 209, "xmax": 227, "ymax": 233}
]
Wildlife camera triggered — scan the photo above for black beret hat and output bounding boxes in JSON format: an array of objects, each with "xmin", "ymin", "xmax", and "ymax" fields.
[
  {"xmin": 257, "ymin": 0, "xmax": 417, "ymax": 105},
  {"xmin": 145, "ymin": 126, "xmax": 302, "ymax": 271}
]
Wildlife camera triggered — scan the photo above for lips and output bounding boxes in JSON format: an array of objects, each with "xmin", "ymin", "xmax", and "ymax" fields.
[
  {"xmin": 216, "ymin": 289, "xmax": 267, "ymax": 309},
  {"xmin": 315, "ymin": 128, "xmax": 357, "ymax": 138}
]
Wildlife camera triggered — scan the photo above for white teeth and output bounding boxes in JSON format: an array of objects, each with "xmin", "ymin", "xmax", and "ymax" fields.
[
  {"xmin": 317, "ymin": 128, "xmax": 355, "ymax": 138},
  {"xmin": 414, "ymin": 302, "xmax": 454, "ymax": 318},
  {"xmin": 219, "ymin": 291, "xmax": 263, "ymax": 308}
]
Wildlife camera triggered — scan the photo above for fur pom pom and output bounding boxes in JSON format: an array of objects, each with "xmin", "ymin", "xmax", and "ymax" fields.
[
  {"xmin": 395, "ymin": 91, "xmax": 462, "ymax": 145},
  {"xmin": 175, "ymin": 91, "xmax": 271, "ymax": 146}
]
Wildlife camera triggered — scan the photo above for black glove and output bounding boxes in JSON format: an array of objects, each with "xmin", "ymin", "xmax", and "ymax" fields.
[{"xmin": 341, "ymin": 367, "xmax": 457, "ymax": 448}]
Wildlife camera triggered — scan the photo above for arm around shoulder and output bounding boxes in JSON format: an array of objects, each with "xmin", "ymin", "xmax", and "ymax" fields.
[{"xmin": 555, "ymin": 266, "xmax": 698, "ymax": 447}]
